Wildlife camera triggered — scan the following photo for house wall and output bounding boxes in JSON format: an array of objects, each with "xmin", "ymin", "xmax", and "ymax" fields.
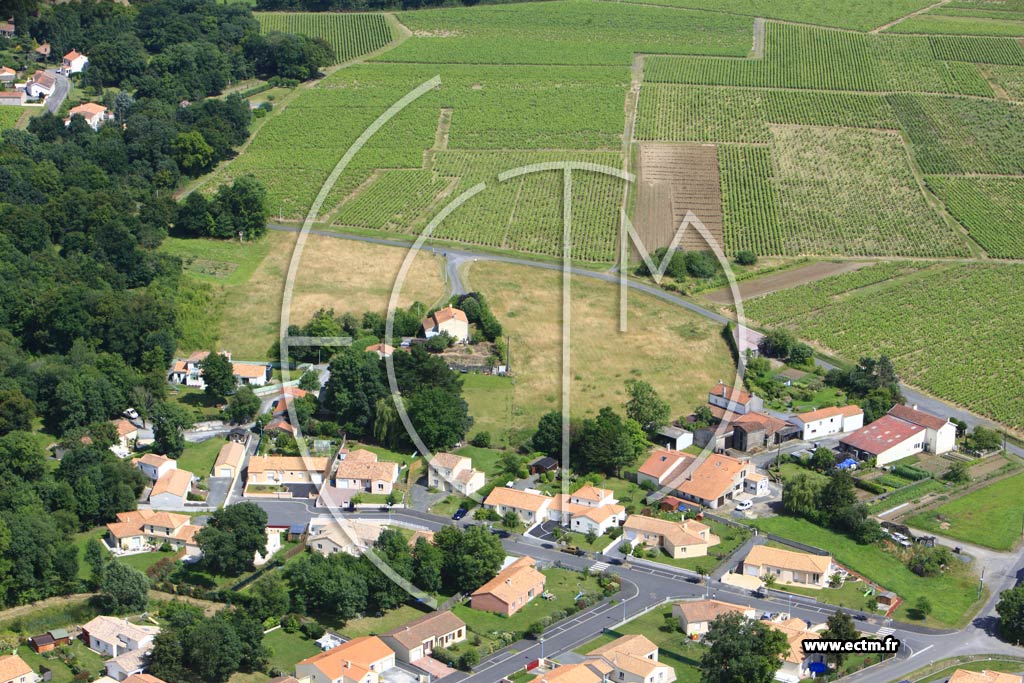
[
  {"xmin": 930, "ymin": 423, "xmax": 956, "ymax": 454},
  {"xmin": 438, "ymin": 319, "xmax": 470, "ymax": 343},
  {"xmin": 744, "ymin": 563, "xmax": 828, "ymax": 588},
  {"xmin": 471, "ymin": 581, "xmax": 542, "ymax": 615},
  {"xmin": 665, "ymin": 540, "xmax": 708, "ymax": 560},
  {"xmin": 875, "ymin": 433, "xmax": 927, "ymax": 467},
  {"xmin": 149, "ymin": 492, "xmax": 186, "ymax": 509}
]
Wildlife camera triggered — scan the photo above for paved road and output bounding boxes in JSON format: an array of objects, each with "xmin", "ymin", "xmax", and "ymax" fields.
[{"xmin": 46, "ymin": 71, "xmax": 69, "ymax": 114}]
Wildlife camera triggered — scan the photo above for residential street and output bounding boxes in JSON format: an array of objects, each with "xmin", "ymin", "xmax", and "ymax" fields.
[{"xmin": 45, "ymin": 71, "xmax": 69, "ymax": 114}]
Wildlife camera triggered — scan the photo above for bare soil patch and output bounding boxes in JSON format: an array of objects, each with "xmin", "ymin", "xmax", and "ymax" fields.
[
  {"xmin": 633, "ymin": 142, "xmax": 723, "ymax": 257},
  {"xmin": 702, "ymin": 260, "xmax": 874, "ymax": 305}
]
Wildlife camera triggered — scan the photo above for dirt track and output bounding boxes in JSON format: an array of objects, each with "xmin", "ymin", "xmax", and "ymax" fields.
[{"xmin": 702, "ymin": 260, "xmax": 874, "ymax": 304}]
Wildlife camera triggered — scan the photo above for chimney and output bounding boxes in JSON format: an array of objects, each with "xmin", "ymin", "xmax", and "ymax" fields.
[{"xmin": 506, "ymin": 579, "xmax": 512, "ymax": 585}]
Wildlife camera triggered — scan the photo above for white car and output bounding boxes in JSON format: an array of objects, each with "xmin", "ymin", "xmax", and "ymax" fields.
[
  {"xmin": 736, "ymin": 499, "xmax": 753, "ymax": 511},
  {"xmin": 123, "ymin": 408, "xmax": 139, "ymax": 420}
]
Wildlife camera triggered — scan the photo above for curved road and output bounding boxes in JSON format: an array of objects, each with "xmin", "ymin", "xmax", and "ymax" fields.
[{"xmin": 45, "ymin": 71, "xmax": 70, "ymax": 114}]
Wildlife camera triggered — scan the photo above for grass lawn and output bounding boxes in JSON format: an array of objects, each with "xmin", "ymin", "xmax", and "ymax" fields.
[
  {"xmin": 461, "ymin": 374, "xmax": 516, "ymax": 446},
  {"xmin": 263, "ymin": 628, "xmax": 321, "ymax": 672},
  {"xmin": 775, "ymin": 462, "xmax": 828, "ymax": 485},
  {"xmin": 431, "ymin": 494, "xmax": 472, "ymax": 518},
  {"xmin": 575, "ymin": 606, "xmax": 703, "ymax": 683},
  {"xmin": 454, "ymin": 568, "xmax": 601, "ymax": 640},
  {"xmin": 169, "ymin": 385, "xmax": 225, "ymax": 421},
  {"xmin": 563, "ymin": 531, "xmax": 619, "ymax": 553},
  {"xmin": 647, "ymin": 520, "xmax": 751, "ymax": 572},
  {"xmin": 229, "ymin": 674, "xmax": 271, "ymax": 683},
  {"xmin": 906, "ymin": 471, "xmax": 1024, "ymax": 551},
  {"xmin": 916, "ymin": 659, "xmax": 1024, "ymax": 682},
  {"xmin": 350, "ymin": 442, "xmax": 418, "ymax": 467},
  {"xmin": 177, "ymin": 437, "xmax": 226, "ymax": 477},
  {"xmin": 750, "ymin": 516, "xmax": 981, "ymax": 628},
  {"xmin": 463, "ymin": 262, "xmax": 736, "ymax": 439},
  {"xmin": 119, "ymin": 550, "xmax": 178, "ymax": 574},
  {"xmin": 867, "ymin": 478, "xmax": 946, "ymax": 515},
  {"xmin": 16, "ymin": 642, "xmax": 106, "ymax": 683},
  {"xmin": 790, "ymin": 386, "xmax": 847, "ymax": 412},
  {"xmin": 455, "ymin": 445, "xmax": 508, "ymax": 480},
  {"xmin": 160, "ymin": 236, "xmax": 274, "ymax": 287},
  {"xmin": 341, "ymin": 604, "xmax": 430, "ymax": 637},
  {"xmin": 782, "ymin": 579, "xmax": 876, "ymax": 613}
]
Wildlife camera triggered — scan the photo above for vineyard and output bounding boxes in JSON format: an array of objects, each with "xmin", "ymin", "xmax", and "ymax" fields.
[
  {"xmin": 886, "ymin": 13, "xmax": 1024, "ymax": 36},
  {"xmin": 925, "ymin": 176, "xmax": 1024, "ymax": 258},
  {"xmin": 0, "ymin": 107, "xmax": 21, "ymax": 130},
  {"xmin": 888, "ymin": 94, "xmax": 1024, "ymax": 174},
  {"xmin": 987, "ymin": 65, "xmax": 1024, "ymax": 99},
  {"xmin": 256, "ymin": 12, "xmax": 394, "ymax": 63},
  {"xmin": 744, "ymin": 263, "xmax": 1024, "ymax": 429},
  {"xmin": 642, "ymin": 23, "xmax": 999, "ymax": 96},
  {"xmin": 331, "ymin": 169, "xmax": 450, "ymax": 232},
  {"xmin": 766, "ymin": 125, "xmax": 970, "ymax": 257},
  {"xmin": 614, "ymin": 0, "xmax": 937, "ymax": 31},
  {"xmin": 717, "ymin": 145, "xmax": 781, "ymax": 255},
  {"xmin": 636, "ymin": 85, "xmax": 898, "ymax": 143},
  {"xmin": 377, "ymin": 0, "xmax": 752, "ymax": 66}
]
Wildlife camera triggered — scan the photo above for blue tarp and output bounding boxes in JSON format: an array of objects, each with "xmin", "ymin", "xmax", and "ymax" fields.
[{"xmin": 837, "ymin": 458, "xmax": 858, "ymax": 470}]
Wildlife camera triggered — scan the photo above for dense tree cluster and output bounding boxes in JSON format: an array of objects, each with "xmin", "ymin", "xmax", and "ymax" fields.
[
  {"xmin": 700, "ymin": 612, "xmax": 789, "ymax": 683},
  {"xmin": 782, "ymin": 470, "xmax": 884, "ymax": 544},
  {"xmin": 150, "ymin": 601, "xmax": 267, "ymax": 683},
  {"xmin": 825, "ymin": 356, "xmax": 904, "ymax": 422},
  {"xmin": 450, "ymin": 292, "xmax": 503, "ymax": 343},
  {"xmin": 286, "ymin": 526, "xmax": 503, "ymax": 621},
  {"xmin": 320, "ymin": 345, "xmax": 472, "ymax": 450},
  {"xmin": 635, "ymin": 247, "xmax": 721, "ymax": 280},
  {"xmin": 195, "ymin": 503, "xmax": 269, "ymax": 577},
  {"xmin": 757, "ymin": 328, "xmax": 814, "ymax": 366}
]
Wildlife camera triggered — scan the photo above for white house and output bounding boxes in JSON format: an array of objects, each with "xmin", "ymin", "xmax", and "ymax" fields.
[
  {"xmin": 58, "ymin": 50, "xmax": 88, "ymax": 75},
  {"xmin": 770, "ymin": 618, "xmax": 827, "ymax": 683},
  {"xmin": 25, "ymin": 70, "xmax": 55, "ymax": 98},
  {"xmin": 134, "ymin": 453, "xmax": 176, "ymax": 482},
  {"xmin": 672, "ymin": 600, "xmax": 755, "ymax": 637},
  {"xmin": 549, "ymin": 486, "xmax": 626, "ymax": 536},
  {"xmin": 105, "ymin": 648, "xmax": 151, "ymax": 681},
  {"xmin": 111, "ymin": 419, "xmax": 139, "ymax": 458},
  {"xmin": 168, "ymin": 351, "xmax": 270, "ymax": 389},
  {"xmin": 421, "ymin": 305, "xmax": 470, "ymax": 343},
  {"xmin": 708, "ymin": 381, "xmax": 763, "ymax": 417},
  {"xmin": 888, "ymin": 404, "xmax": 956, "ymax": 455},
  {"xmin": 65, "ymin": 102, "xmax": 111, "ymax": 130},
  {"xmin": 0, "ymin": 654, "xmax": 37, "ymax": 683},
  {"xmin": 106, "ymin": 510, "xmax": 200, "ymax": 555},
  {"xmin": 653, "ymin": 425, "xmax": 693, "ymax": 451},
  {"xmin": 81, "ymin": 617, "xmax": 159, "ymax": 658},
  {"xmin": 638, "ymin": 449, "xmax": 693, "ymax": 488},
  {"xmin": 380, "ymin": 611, "xmax": 466, "ymax": 663},
  {"xmin": 788, "ymin": 405, "xmax": 864, "ymax": 441},
  {"xmin": 840, "ymin": 404, "xmax": 955, "ymax": 466},
  {"xmin": 427, "ymin": 451, "xmax": 486, "ymax": 496},
  {"xmin": 741, "ymin": 545, "xmax": 833, "ymax": 588},
  {"xmin": 0, "ymin": 21, "xmax": 14, "ymax": 38}
]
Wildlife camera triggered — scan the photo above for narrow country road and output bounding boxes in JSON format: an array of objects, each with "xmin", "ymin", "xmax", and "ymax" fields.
[{"xmin": 46, "ymin": 71, "xmax": 70, "ymax": 114}]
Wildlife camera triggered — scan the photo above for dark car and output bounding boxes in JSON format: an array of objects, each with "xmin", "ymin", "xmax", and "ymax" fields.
[
  {"xmin": 491, "ymin": 529, "xmax": 510, "ymax": 538},
  {"xmin": 542, "ymin": 543, "xmax": 554, "ymax": 549},
  {"xmin": 452, "ymin": 507, "xmax": 468, "ymax": 521},
  {"xmin": 608, "ymin": 558, "xmax": 623, "ymax": 566}
]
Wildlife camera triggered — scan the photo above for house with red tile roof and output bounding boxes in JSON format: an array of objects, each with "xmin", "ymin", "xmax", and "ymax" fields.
[
  {"xmin": 839, "ymin": 404, "xmax": 954, "ymax": 466},
  {"xmin": 470, "ymin": 556, "xmax": 546, "ymax": 616},
  {"xmin": 421, "ymin": 306, "xmax": 469, "ymax": 343},
  {"xmin": 788, "ymin": 405, "xmax": 864, "ymax": 441},
  {"xmin": 638, "ymin": 449, "xmax": 694, "ymax": 488},
  {"xmin": 58, "ymin": 50, "xmax": 88, "ymax": 75},
  {"xmin": 708, "ymin": 381, "xmax": 763, "ymax": 418},
  {"xmin": 0, "ymin": 654, "xmax": 36, "ymax": 683},
  {"xmin": 295, "ymin": 636, "xmax": 395, "ymax": 683}
]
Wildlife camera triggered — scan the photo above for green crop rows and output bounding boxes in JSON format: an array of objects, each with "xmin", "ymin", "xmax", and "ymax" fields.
[
  {"xmin": 928, "ymin": 35, "xmax": 1024, "ymax": 63},
  {"xmin": 257, "ymin": 12, "xmax": 394, "ymax": 63},
  {"xmin": 888, "ymin": 94, "xmax": 1024, "ymax": 174},
  {"xmin": 643, "ymin": 23, "xmax": 994, "ymax": 95},
  {"xmin": 746, "ymin": 263, "xmax": 1024, "ymax": 429},
  {"xmin": 718, "ymin": 145, "xmax": 781, "ymax": 255},
  {"xmin": 377, "ymin": 0, "xmax": 752, "ymax": 66},
  {"xmin": 887, "ymin": 14, "xmax": 1024, "ymax": 36},
  {"xmin": 926, "ymin": 176, "xmax": 1024, "ymax": 258},
  {"xmin": 986, "ymin": 65, "xmax": 1024, "ymax": 99},
  {"xmin": 332, "ymin": 169, "xmax": 449, "ymax": 231},
  {"xmin": 636, "ymin": 85, "xmax": 898, "ymax": 143}
]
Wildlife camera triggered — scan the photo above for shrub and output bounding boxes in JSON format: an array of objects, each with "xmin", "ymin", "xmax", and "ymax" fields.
[
  {"xmin": 892, "ymin": 465, "xmax": 930, "ymax": 481},
  {"xmin": 853, "ymin": 478, "xmax": 886, "ymax": 495},
  {"xmin": 526, "ymin": 621, "xmax": 545, "ymax": 638},
  {"xmin": 470, "ymin": 432, "xmax": 492, "ymax": 448},
  {"xmin": 735, "ymin": 250, "xmax": 758, "ymax": 266}
]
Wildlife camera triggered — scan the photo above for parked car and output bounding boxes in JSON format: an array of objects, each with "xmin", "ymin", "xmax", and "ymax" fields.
[
  {"xmin": 491, "ymin": 529, "xmax": 510, "ymax": 539},
  {"xmin": 736, "ymin": 499, "xmax": 753, "ymax": 511},
  {"xmin": 452, "ymin": 507, "xmax": 468, "ymax": 521},
  {"xmin": 560, "ymin": 546, "xmax": 585, "ymax": 556},
  {"xmin": 123, "ymin": 408, "xmax": 139, "ymax": 420}
]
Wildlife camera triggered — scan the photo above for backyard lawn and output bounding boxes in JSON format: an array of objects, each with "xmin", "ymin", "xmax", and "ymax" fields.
[
  {"xmin": 648, "ymin": 519, "xmax": 751, "ymax": 572},
  {"xmin": 461, "ymin": 374, "xmax": 515, "ymax": 446},
  {"xmin": 751, "ymin": 516, "xmax": 981, "ymax": 627},
  {"xmin": 263, "ymin": 627, "xmax": 321, "ymax": 672},
  {"xmin": 16, "ymin": 643, "xmax": 105, "ymax": 683},
  {"xmin": 906, "ymin": 471, "xmax": 1024, "ymax": 551},
  {"xmin": 341, "ymin": 605, "xmax": 430, "ymax": 637},
  {"xmin": 453, "ymin": 568, "xmax": 601, "ymax": 641},
  {"xmin": 170, "ymin": 386, "xmax": 225, "ymax": 422},
  {"xmin": 782, "ymin": 579, "xmax": 877, "ymax": 613},
  {"xmin": 455, "ymin": 445, "xmax": 508, "ymax": 480},
  {"xmin": 177, "ymin": 437, "xmax": 226, "ymax": 477},
  {"xmin": 575, "ymin": 605, "xmax": 703, "ymax": 683}
]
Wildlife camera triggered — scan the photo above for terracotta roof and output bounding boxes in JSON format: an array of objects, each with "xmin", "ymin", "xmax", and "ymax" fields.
[
  {"xmin": 298, "ymin": 636, "xmax": 393, "ymax": 681},
  {"xmin": 123, "ymin": 675, "xmax": 168, "ymax": 683},
  {"xmin": 0, "ymin": 67, "xmax": 15, "ymax": 76},
  {"xmin": 770, "ymin": 617, "xmax": 821, "ymax": 664},
  {"xmin": 382, "ymin": 610, "xmax": 465, "ymax": 649},
  {"xmin": 0, "ymin": 654, "xmax": 33, "ymax": 682},
  {"xmin": 248, "ymin": 455, "xmax": 328, "ymax": 474},
  {"xmin": 793, "ymin": 405, "xmax": 862, "ymax": 423},
  {"xmin": 839, "ymin": 415, "xmax": 924, "ymax": 456},
  {"xmin": 185, "ymin": 351, "xmax": 210, "ymax": 363},
  {"xmin": 365, "ymin": 343, "xmax": 395, "ymax": 356},
  {"xmin": 335, "ymin": 459, "xmax": 399, "ymax": 483},
  {"xmin": 675, "ymin": 454, "xmax": 746, "ymax": 502},
  {"xmin": 215, "ymin": 441, "xmax": 245, "ymax": 470},
  {"xmin": 837, "ymin": 405, "xmax": 864, "ymax": 417},
  {"xmin": 948, "ymin": 670, "xmax": 1024, "ymax": 683},
  {"xmin": 151, "ymin": 469, "xmax": 193, "ymax": 499},
  {"xmin": 888, "ymin": 404, "xmax": 948, "ymax": 431},
  {"xmin": 530, "ymin": 663, "xmax": 605, "ymax": 683},
  {"xmin": 429, "ymin": 451, "xmax": 471, "ymax": 471},
  {"xmin": 602, "ymin": 652, "xmax": 661, "ymax": 677},
  {"xmin": 571, "ymin": 485, "xmax": 612, "ymax": 502},
  {"xmin": 137, "ymin": 453, "xmax": 172, "ymax": 468},
  {"xmin": 588, "ymin": 634, "xmax": 657, "ymax": 659},
  {"xmin": 471, "ymin": 556, "xmax": 545, "ymax": 604},
  {"xmin": 0, "ymin": 90, "xmax": 23, "ymax": 98},
  {"xmin": 576, "ymin": 503, "xmax": 624, "ymax": 524},
  {"xmin": 732, "ymin": 411, "xmax": 787, "ymax": 435},
  {"xmin": 624, "ymin": 515, "xmax": 708, "ymax": 547},
  {"xmin": 108, "ymin": 647, "xmax": 150, "ymax": 673},
  {"xmin": 432, "ymin": 306, "xmax": 467, "ymax": 324},
  {"xmin": 69, "ymin": 102, "xmax": 107, "ymax": 119},
  {"xmin": 64, "ymin": 50, "xmax": 83, "ymax": 61},
  {"xmin": 35, "ymin": 43, "xmax": 50, "ymax": 54},
  {"xmin": 745, "ymin": 472, "xmax": 767, "ymax": 482},
  {"xmin": 107, "ymin": 509, "xmax": 196, "ymax": 541},
  {"xmin": 31, "ymin": 70, "xmax": 55, "ymax": 87},
  {"xmin": 710, "ymin": 382, "xmax": 752, "ymax": 405},
  {"xmin": 674, "ymin": 599, "xmax": 750, "ymax": 624},
  {"xmin": 639, "ymin": 449, "xmax": 693, "ymax": 480},
  {"xmin": 743, "ymin": 545, "xmax": 832, "ymax": 575},
  {"xmin": 308, "ymin": 521, "xmax": 384, "ymax": 553},
  {"xmin": 484, "ymin": 487, "xmax": 551, "ymax": 513},
  {"xmin": 112, "ymin": 418, "xmax": 137, "ymax": 437},
  {"xmin": 232, "ymin": 362, "xmax": 268, "ymax": 379},
  {"xmin": 343, "ymin": 448, "xmax": 379, "ymax": 463}
]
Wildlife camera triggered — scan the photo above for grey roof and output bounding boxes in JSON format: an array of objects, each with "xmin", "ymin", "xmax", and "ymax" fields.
[
  {"xmin": 382, "ymin": 610, "xmax": 465, "ymax": 649},
  {"xmin": 658, "ymin": 425, "xmax": 690, "ymax": 438}
]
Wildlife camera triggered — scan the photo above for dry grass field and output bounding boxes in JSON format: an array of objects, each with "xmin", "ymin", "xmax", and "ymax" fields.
[
  {"xmin": 171, "ymin": 233, "xmax": 447, "ymax": 359},
  {"xmin": 463, "ymin": 261, "xmax": 736, "ymax": 434}
]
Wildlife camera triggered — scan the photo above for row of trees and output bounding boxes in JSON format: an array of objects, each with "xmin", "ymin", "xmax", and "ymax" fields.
[{"xmin": 782, "ymin": 470, "xmax": 884, "ymax": 544}]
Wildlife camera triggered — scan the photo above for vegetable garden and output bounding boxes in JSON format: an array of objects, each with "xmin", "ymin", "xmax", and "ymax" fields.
[{"xmin": 257, "ymin": 12, "xmax": 394, "ymax": 63}]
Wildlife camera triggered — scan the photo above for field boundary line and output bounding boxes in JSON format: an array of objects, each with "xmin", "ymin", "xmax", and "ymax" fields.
[{"xmin": 872, "ymin": 0, "xmax": 954, "ymax": 34}]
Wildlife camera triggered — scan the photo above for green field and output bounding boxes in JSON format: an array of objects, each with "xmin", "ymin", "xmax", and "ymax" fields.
[
  {"xmin": 263, "ymin": 627, "xmax": 322, "ymax": 672},
  {"xmin": 0, "ymin": 106, "xmax": 22, "ymax": 129},
  {"xmin": 177, "ymin": 437, "xmax": 227, "ymax": 478},
  {"xmin": 576, "ymin": 605, "xmax": 703, "ymax": 683},
  {"xmin": 257, "ymin": 12, "xmax": 394, "ymax": 63},
  {"xmin": 751, "ymin": 516, "xmax": 981, "ymax": 627},
  {"xmin": 782, "ymin": 579, "xmax": 877, "ymax": 613},
  {"xmin": 745, "ymin": 263, "xmax": 1024, "ymax": 429},
  {"xmin": 987, "ymin": 64, "xmax": 1024, "ymax": 98},
  {"xmin": 887, "ymin": 13, "xmax": 1024, "ymax": 35},
  {"xmin": 925, "ymin": 176, "xmax": 1024, "ymax": 258},
  {"xmin": 381, "ymin": 0, "xmax": 753, "ymax": 65},
  {"xmin": 907, "ymin": 471, "xmax": 1024, "ymax": 551}
]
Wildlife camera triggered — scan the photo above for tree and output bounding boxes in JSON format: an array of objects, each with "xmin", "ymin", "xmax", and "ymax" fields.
[
  {"xmin": 100, "ymin": 562, "xmax": 150, "ymax": 613},
  {"xmin": 781, "ymin": 474, "xmax": 822, "ymax": 520},
  {"xmin": 85, "ymin": 537, "xmax": 110, "ymax": 587},
  {"xmin": 914, "ymin": 596, "xmax": 932, "ymax": 620},
  {"xmin": 809, "ymin": 447, "xmax": 836, "ymax": 472},
  {"xmin": 247, "ymin": 573, "xmax": 290, "ymax": 622},
  {"xmin": 406, "ymin": 386, "xmax": 472, "ymax": 451},
  {"xmin": 470, "ymin": 431, "xmax": 491, "ymax": 448},
  {"xmin": 412, "ymin": 536, "xmax": 443, "ymax": 593},
  {"xmin": 498, "ymin": 452, "xmax": 528, "ymax": 480},
  {"xmin": 624, "ymin": 380, "xmax": 670, "ymax": 433},
  {"xmin": 298, "ymin": 370, "xmax": 321, "ymax": 392},
  {"xmin": 200, "ymin": 352, "xmax": 235, "ymax": 401},
  {"xmin": 214, "ymin": 175, "xmax": 268, "ymax": 240},
  {"xmin": 943, "ymin": 461, "xmax": 970, "ymax": 484},
  {"xmin": 502, "ymin": 510, "xmax": 522, "ymax": 530},
  {"xmin": 735, "ymin": 250, "xmax": 758, "ymax": 266},
  {"xmin": 0, "ymin": 390, "xmax": 34, "ymax": 436},
  {"xmin": 320, "ymin": 347, "xmax": 388, "ymax": 437},
  {"xmin": 820, "ymin": 471, "xmax": 857, "ymax": 521},
  {"xmin": 822, "ymin": 610, "xmax": 858, "ymax": 665},
  {"xmin": 692, "ymin": 405, "xmax": 714, "ymax": 429},
  {"xmin": 532, "ymin": 410, "xmax": 563, "ymax": 457},
  {"xmin": 701, "ymin": 612, "xmax": 789, "ymax": 683},
  {"xmin": 997, "ymin": 585, "xmax": 1024, "ymax": 643},
  {"xmin": 433, "ymin": 525, "xmax": 505, "ymax": 594},
  {"xmin": 969, "ymin": 426, "xmax": 1002, "ymax": 452},
  {"xmin": 173, "ymin": 131, "xmax": 215, "ymax": 175},
  {"xmin": 576, "ymin": 407, "xmax": 635, "ymax": 477},
  {"xmin": 196, "ymin": 503, "xmax": 268, "ymax": 577},
  {"xmin": 151, "ymin": 401, "xmax": 193, "ymax": 458},
  {"xmin": 225, "ymin": 386, "xmax": 260, "ymax": 423}
]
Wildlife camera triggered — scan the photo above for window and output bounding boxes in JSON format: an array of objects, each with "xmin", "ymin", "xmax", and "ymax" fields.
[
  {"xmin": 377, "ymin": 483, "xmax": 384, "ymax": 490},
  {"xmin": 619, "ymin": 673, "xmax": 624, "ymax": 680}
]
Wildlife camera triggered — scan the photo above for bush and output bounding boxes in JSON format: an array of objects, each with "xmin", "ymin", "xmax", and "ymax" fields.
[
  {"xmin": 892, "ymin": 465, "xmax": 930, "ymax": 481},
  {"xmin": 735, "ymin": 250, "xmax": 758, "ymax": 266},
  {"xmin": 470, "ymin": 432, "xmax": 492, "ymax": 448},
  {"xmin": 526, "ymin": 621, "xmax": 545, "ymax": 638},
  {"xmin": 300, "ymin": 619, "xmax": 324, "ymax": 639},
  {"xmin": 853, "ymin": 478, "xmax": 886, "ymax": 495},
  {"xmin": 457, "ymin": 648, "xmax": 480, "ymax": 671},
  {"xmin": 281, "ymin": 613, "xmax": 301, "ymax": 632}
]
